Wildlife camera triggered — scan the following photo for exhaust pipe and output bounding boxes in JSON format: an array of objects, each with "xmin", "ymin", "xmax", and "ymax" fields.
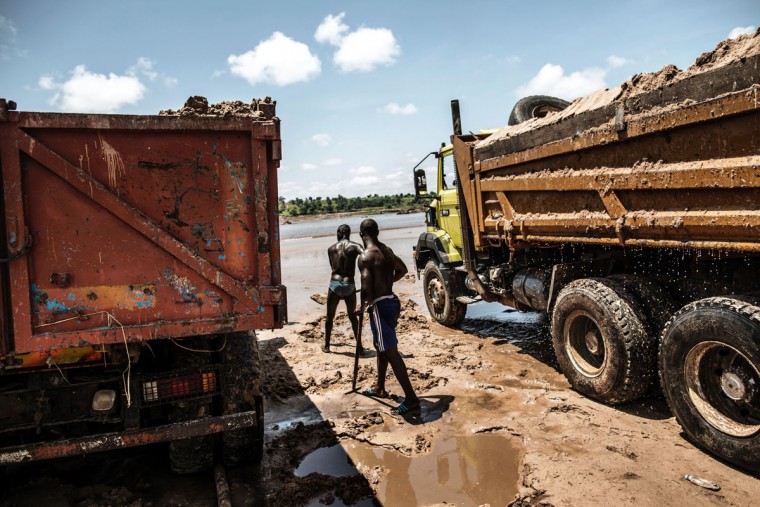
[{"xmin": 451, "ymin": 99, "xmax": 496, "ymax": 303}]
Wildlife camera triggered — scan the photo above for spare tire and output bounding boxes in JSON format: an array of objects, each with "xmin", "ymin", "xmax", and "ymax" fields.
[{"xmin": 508, "ymin": 95, "xmax": 570, "ymax": 126}]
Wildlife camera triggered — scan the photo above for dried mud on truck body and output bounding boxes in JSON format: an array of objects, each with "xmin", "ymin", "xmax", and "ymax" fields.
[
  {"xmin": 0, "ymin": 96, "xmax": 284, "ymax": 470},
  {"xmin": 414, "ymin": 30, "xmax": 760, "ymax": 472}
]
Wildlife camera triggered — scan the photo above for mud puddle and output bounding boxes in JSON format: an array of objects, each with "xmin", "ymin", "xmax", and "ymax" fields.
[
  {"xmin": 296, "ymin": 432, "xmax": 521, "ymax": 506},
  {"xmin": 296, "ymin": 444, "xmax": 357, "ymax": 478}
]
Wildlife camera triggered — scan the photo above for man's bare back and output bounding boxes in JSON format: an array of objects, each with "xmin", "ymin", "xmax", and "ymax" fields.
[
  {"xmin": 328, "ymin": 239, "xmax": 362, "ymax": 283},
  {"xmin": 357, "ymin": 242, "xmax": 407, "ymax": 307}
]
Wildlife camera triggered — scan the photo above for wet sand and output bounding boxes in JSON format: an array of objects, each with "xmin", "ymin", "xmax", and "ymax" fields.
[
  {"xmin": 256, "ymin": 217, "xmax": 760, "ymax": 506},
  {"xmin": 2, "ymin": 216, "xmax": 758, "ymax": 506}
]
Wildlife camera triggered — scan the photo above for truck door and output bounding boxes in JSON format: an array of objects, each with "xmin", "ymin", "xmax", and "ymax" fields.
[{"xmin": 438, "ymin": 149, "xmax": 463, "ymax": 250}]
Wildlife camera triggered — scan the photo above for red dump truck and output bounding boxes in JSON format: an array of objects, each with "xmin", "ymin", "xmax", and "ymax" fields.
[
  {"xmin": 0, "ymin": 97, "xmax": 285, "ymax": 471},
  {"xmin": 413, "ymin": 33, "xmax": 759, "ymax": 471}
]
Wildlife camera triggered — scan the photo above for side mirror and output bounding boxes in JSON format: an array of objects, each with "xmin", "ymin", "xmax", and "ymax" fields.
[{"xmin": 414, "ymin": 169, "xmax": 428, "ymax": 198}]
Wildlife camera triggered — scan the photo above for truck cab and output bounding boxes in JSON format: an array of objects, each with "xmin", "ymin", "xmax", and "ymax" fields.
[{"xmin": 412, "ymin": 143, "xmax": 471, "ymax": 326}]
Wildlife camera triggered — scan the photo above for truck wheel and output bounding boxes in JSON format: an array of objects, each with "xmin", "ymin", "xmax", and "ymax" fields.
[
  {"xmin": 222, "ymin": 331, "xmax": 265, "ymax": 465},
  {"xmin": 659, "ymin": 297, "xmax": 760, "ymax": 473},
  {"xmin": 169, "ymin": 338, "xmax": 215, "ymax": 474},
  {"xmin": 423, "ymin": 261, "xmax": 466, "ymax": 327},
  {"xmin": 607, "ymin": 274, "xmax": 678, "ymax": 336},
  {"xmin": 508, "ymin": 95, "xmax": 570, "ymax": 126},
  {"xmin": 551, "ymin": 278, "xmax": 655, "ymax": 404}
]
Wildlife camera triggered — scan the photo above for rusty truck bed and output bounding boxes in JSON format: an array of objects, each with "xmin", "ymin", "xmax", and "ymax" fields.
[
  {"xmin": 0, "ymin": 101, "xmax": 285, "ymax": 359},
  {"xmin": 454, "ymin": 53, "xmax": 760, "ymax": 253}
]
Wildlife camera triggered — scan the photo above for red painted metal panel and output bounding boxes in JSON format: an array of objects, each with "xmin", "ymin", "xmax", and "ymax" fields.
[{"xmin": 0, "ymin": 109, "xmax": 283, "ymax": 354}]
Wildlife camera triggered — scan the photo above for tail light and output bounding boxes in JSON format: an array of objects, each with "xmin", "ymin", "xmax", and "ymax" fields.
[{"xmin": 141, "ymin": 370, "xmax": 218, "ymax": 404}]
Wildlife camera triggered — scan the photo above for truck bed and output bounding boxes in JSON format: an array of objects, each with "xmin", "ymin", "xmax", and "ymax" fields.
[
  {"xmin": 454, "ymin": 34, "xmax": 760, "ymax": 253},
  {"xmin": 0, "ymin": 102, "xmax": 285, "ymax": 357}
]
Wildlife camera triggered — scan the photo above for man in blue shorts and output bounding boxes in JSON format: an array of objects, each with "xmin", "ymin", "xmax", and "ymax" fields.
[
  {"xmin": 357, "ymin": 218, "xmax": 420, "ymax": 415},
  {"xmin": 324, "ymin": 224, "xmax": 365, "ymax": 355}
]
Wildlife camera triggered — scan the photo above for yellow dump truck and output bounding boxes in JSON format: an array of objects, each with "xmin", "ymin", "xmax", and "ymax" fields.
[{"xmin": 412, "ymin": 32, "xmax": 759, "ymax": 471}]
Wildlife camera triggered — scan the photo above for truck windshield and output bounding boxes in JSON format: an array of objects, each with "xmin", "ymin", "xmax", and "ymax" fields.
[{"xmin": 442, "ymin": 154, "xmax": 456, "ymax": 189}]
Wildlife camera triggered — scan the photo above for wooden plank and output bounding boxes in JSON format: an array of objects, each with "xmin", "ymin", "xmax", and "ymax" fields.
[
  {"xmin": 479, "ymin": 156, "xmax": 760, "ymax": 192},
  {"xmin": 477, "ymin": 90, "xmax": 759, "ymax": 173}
]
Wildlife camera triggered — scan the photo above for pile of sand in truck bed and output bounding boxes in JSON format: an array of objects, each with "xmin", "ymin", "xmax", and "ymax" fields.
[
  {"xmin": 159, "ymin": 95, "xmax": 275, "ymax": 118},
  {"xmin": 479, "ymin": 28, "xmax": 759, "ymax": 147},
  {"xmin": 618, "ymin": 27, "xmax": 759, "ymax": 100}
]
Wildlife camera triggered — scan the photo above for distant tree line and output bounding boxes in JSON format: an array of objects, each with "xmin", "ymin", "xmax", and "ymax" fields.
[{"xmin": 278, "ymin": 193, "xmax": 420, "ymax": 217}]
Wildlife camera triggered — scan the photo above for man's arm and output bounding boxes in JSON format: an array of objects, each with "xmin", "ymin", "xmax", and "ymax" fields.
[
  {"xmin": 327, "ymin": 244, "xmax": 337, "ymax": 271},
  {"xmin": 357, "ymin": 253, "xmax": 374, "ymax": 314},
  {"xmin": 391, "ymin": 251, "xmax": 408, "ymax": 283}
]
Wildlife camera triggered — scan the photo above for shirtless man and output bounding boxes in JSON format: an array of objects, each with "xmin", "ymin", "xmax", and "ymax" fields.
[
  {"xmin": 324, "ymin": 224, "xmax": 364, "ymax": 355},
  {"xmin": 357, "ymin": 218, "xmax": 420, "ymax": 415}
]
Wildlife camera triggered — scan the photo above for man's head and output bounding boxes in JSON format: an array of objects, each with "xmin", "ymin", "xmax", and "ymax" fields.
[
  {"xmin": 337, "ymin": 224, "xmax": 351, "ymax": 241},
  {"xmin": 359, "ymin": 218, "xmax": 379, "ymax": 242}
]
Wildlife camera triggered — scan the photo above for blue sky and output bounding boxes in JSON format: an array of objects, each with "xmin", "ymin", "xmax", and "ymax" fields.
[{"xmin": 1, "ymin": 1, "xmax": 757, "ymax": 199}]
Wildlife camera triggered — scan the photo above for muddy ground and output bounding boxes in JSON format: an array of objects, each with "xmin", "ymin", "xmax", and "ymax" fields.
[{"xmin": 2, "ymin": 221, "xmax": 759, "ymax": 506}]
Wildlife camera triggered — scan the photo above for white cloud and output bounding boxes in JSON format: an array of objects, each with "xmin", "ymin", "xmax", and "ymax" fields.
[
  {"xmin": 311, "ymin": 133, "xmax": 332, "ymax": 147},
  {"xmin": 506, "ymin": 55, "xmax": 522, "ymax": 64},
  {"xmin": 228, "ymin": 32, "xmax": 321, "ymax": 86},
  {"xmin": 322, "ymin": 158, "xmax": 343, "ymax": 166},
  {"xmin": 607, "ymin": 55, "xmax": 632, "ymax": 68},
  {"xmin": 334, "ymin": 28, "xmax": 400, "ymax": 72},
  {"xmin": 729, "ymin": 26, "xmax": 756, "ymax": 39},
  {"xmin": 315, "ymin": 14, "xmax": 400, "ymax": 72},
  {"xmin": 131, "ymin": 57, "xmax": 158, "ymax": 80},
  {"xmin": 315, "ymin": 13, "xmax": 349, "ymax": 45},
  {"xmin": 301, "ymin": 163, "xmax": 318, "ymax": 171},
  {"xmin": 351, "ymin": 175, "xmax": 380, "ymax": 186},
  {"xmin": 280, "ymin": 168, "xmax": 412, "ymax": 198},
  {"xmin": 0, "ymin": 16, "xmax": 24, "ymax": 60},
  {"xmin": 126, "ymin": 57, "xmax": 177, "ymax": 87},
  {"xmin": 382, "ymin": 102, "xmax": 417, "ymax": 115},
  {"xmin": 0, "ymin": 16, "xmax": 17, "ymax": 40},
  {"xmin": 38, "ymin": 76, "xmax": 55, "ymax": 90},
  {"xmin": 39, "ymin": 64, "xmax": 146, "ymax": 113},
  {"xmin": 350, "ymin": 166, "xmax": 376, "ymax": 175},
  {"xmin": 515, "ymin": 63, "xmax": 606, "ymax": 100}
]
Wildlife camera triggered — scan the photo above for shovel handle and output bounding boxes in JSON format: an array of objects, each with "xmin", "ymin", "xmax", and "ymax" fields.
[{"xmin": 351, "ymin": 310, "xmax": 364, "ymax": 392}]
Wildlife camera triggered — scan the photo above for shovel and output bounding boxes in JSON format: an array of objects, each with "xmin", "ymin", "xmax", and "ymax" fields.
[{"xmin": 348, "ymin": 309, "xmax": 364, "ymax": 394}]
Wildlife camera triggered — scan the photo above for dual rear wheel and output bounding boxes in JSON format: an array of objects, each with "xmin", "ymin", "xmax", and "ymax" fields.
[{"xmin": 552, "ymin": 279, "xmax": 760, "ymax": 472}]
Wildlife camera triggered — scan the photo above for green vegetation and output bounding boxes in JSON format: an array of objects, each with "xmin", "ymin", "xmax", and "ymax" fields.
[{"xmin": 278, "ymin": 193, "xmax": 420, "ymax": 217}]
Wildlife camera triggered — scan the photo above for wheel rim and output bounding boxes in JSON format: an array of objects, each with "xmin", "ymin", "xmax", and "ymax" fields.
[
  {"xmin": 564, "ymin": 310, "xmax": 606, "ymax": 378},
  {"xmin": 684, "ymin": 341, "xmax": 760, "ymax": 437},
  {"xmin": 426, "ymin": 274, "xmax": 446, "ymax": 315}
]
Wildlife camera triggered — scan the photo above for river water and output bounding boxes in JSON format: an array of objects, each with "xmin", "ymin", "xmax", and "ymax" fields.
[
  {"xmin": 279, "ymin": 212, "xmax": 426, "ymax": 240},
  {"xmin": 278, "ymin": 211, "xmax": 543, "ymax": 334}
]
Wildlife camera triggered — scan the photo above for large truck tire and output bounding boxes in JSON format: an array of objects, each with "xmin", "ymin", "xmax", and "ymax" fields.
[
  {"xmin": 508, "ymin": 95, "xmax": 570, "ymax": 126},
  {"xmin": 169, "ymin": 338, "xmax": 215, "ymax": 474},
  {"xmin": 222, "ymin": 331, "xmax": 265, "ymax": 465},
  {"xmin": 551, "ymin": 278, "xmax": 656, "ymax": 404},
  {"xmin": 423, "ymin": 261, "xmax": 466, "ymax": 327},
  {"xmin": 659, "ymin": 297, "xmax": 760, "ymax": 473},
  {"xmin": 607, "ymin": 274, "xmax": 678, "ymax": 337}
]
